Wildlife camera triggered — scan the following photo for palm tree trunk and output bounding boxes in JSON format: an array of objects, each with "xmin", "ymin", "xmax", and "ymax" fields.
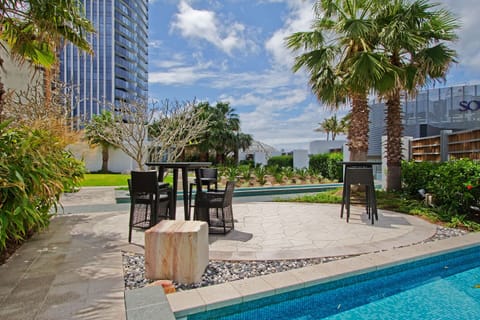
[
  {"xmin": 101, "ymin": 144, "xmax": 109, "ymax": 173},
  {"xmin": 0, "ymin": 81, "xmax": 5, "ymax": 123},
  {"xmin": 0, "ymin": 57, "xmax": 6, "ymax": 122},
  {"xmin": 347, "ymin": 93, "xmax": 369, "ymax": 161},
  {"xmin": 385, "ymin": 90, "xmax": 403, "ymax": 191}
]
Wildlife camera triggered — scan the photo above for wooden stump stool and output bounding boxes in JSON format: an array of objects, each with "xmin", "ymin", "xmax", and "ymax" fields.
[{"xmin": 145, "ymin": 220, "xmax": 208, "ymax": 284}]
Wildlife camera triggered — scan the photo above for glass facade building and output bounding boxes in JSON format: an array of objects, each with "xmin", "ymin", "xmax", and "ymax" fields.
[
  {"xmin": 60, "ymin": 0, "xmax": 148, "ymax": 127},
  {"xmin": 369, "ymin": 84, "xmax": 480, "ymax": 156}
]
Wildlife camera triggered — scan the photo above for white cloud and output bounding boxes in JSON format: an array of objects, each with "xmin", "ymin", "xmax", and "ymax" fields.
[
  {"xmin": 265, "ymin": 0, "xmax": 315, "ymax": 69},
  {"xmin": 171, "ymin": 1, "xmax": 247, "ymax": 55}
]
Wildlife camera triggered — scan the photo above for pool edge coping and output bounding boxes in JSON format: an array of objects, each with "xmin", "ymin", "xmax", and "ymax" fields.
[{"xmin": 166, "ymin": 232, "xmax": 480, "ymax": 319}]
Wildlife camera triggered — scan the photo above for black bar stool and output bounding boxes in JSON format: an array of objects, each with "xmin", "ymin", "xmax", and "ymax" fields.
[
  {"xmin": 341, "ymin": 167, "xmax": 378, "ymax": 224},
  {"xmin": 188, "ymin": 168, "xmax": 218, "ymax": 218}
]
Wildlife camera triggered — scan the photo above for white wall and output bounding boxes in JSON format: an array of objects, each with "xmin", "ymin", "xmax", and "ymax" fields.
[
  {"xmin": 67, "ymin": 142, "xmax": 138, "ymax": 173},
  {"xmin": 293, "ymin": 149, "xmax": 309, "ymax": 169},
  {"xmin": 254, "ymin": 152, "xmax": 267, "ymax": 166},
  {"xmin": 309, "ymin": 140, "xmax": 345, "ymax": 155}
]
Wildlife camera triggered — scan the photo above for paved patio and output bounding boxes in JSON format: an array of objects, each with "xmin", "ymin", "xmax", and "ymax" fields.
[{"xmin": 0, "ymin": 187, "xmax": 440, "ymax": 319}]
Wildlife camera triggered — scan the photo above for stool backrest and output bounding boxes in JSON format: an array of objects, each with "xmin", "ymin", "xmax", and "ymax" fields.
[
  {"xmin": 222, "ymin": 181, "xmax": 235, "ymax": 207},
  {"xmin": 200, "ymin": 168, "xmax": 218, "ymax": 180},
  {"xmin": 130, "ymin": 171, "xmax": 158, "ymax": 194}
]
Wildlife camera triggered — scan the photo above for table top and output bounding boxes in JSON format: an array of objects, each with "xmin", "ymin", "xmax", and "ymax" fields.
[
  {"xmin": 340, "ymin": 161, "xmax": 382, "ymax": 166},
  {"xmin": 145, "ymin": 161, "xmax": 212, "ymax": 169}
]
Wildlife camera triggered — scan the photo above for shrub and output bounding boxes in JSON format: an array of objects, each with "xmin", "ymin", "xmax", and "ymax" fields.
[
  {"xmin": 427, "ymin": 159, "xmax": 480, "ymax": 214},
  {"xmin": 401, "ymin": 159, "xmax": 480, "ymax": 217},
  {"xmin": 309, "ymin": 152, "xmax": 343, "ymax": 181},
  {"xmin": 267, "ymin": 155, "xmax": 293, "ymax": 168},
  {"xmin": 401, "ymin": 161, "xmax": 440, "ymax": 197},
  {"xmin": 238, "ymin": 159, "xmax": 254, "ymax": 167},
  {"xmin": 0, "ymin": 124, "xmax": 85, "ymax": 251}
]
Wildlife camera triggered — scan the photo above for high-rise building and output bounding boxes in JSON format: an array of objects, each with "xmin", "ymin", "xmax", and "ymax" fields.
[{"xmin": 60, "ymin": 0, "xmax": 148, "ymax": 127}]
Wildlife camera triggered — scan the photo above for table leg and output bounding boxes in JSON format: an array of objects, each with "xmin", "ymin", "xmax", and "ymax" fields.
[
  {"xmin": 171, "ymin": 168, "xmax": 178, "ymax": 220},
  {"xmin": 182, "ymin": 167, "xmax": 189, "ymax": 220}
]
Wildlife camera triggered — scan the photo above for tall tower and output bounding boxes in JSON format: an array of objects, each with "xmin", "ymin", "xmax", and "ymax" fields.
[{"xmin": 60, "ymin": 0, "xmax": 148, "ymax": 127}]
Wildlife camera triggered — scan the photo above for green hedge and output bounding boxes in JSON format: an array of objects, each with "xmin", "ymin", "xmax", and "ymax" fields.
[
  {"xmin": 267, "ymin": 155, "xmax": 293, "ymax": 168},
  {"xmin": 309, "ymin": 152, "xmax": 343, "ymax": 181},
  {"xmin": 0, "ymin": 123, "xmax": 85, "ymax": 251},
  {"xmin": 402, "ymin": 159, "xmax": 480, "ymax": 215}
]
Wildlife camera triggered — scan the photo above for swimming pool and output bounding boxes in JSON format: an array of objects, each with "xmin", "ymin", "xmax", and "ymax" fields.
[{"xmin": 187, "ymin": 245, "xmax": 480, "ymax": 319}]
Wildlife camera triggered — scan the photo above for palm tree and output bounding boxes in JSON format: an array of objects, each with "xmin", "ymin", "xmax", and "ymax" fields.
[
  {"xmin": 234, "ymin": 132, "xmax": 253, "ymax": 163},
  {"xmin": 315, "ymin": 114, "xmax": 347, "ymax": 141},
  {"xmin": 286, "ymin": 0, "xmax": 389, "ymax": 161},
  {"xmin": 196, "ymin": 102, "xmax": 245, "ymax": 164},
  {"xmin": 85, "ymin": 111, "xmax": 117, "ymax": 173},
  {"xmin": 374, "ymin": 0, "xmax": 458, "ymax": 191},
  {"xmin": 0, "ymin": 0, "xmax": 94, "ymax": 118}
]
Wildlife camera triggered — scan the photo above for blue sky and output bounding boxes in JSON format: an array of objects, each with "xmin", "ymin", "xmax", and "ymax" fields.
[{"xmin": 148, "ymin": 0, "xmax": 479, "ymax": 151}]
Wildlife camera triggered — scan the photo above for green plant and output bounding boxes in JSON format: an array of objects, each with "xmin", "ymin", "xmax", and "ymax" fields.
[
  {"xmin": 282, "ymin": 166, "xmax": 295, "ymax": 181},
  {"xmin": 428, "ymin": 159, "xmax": 480, "ymax": 215},
  {"xmin": 0, "ymin": 123, "xmax": 85, "ymax": 251},
  {"xmin": 267, "ymin": 155, "xmax": 293, "ymax": 168},
  {"xmin": 238, "ymin": 159, "xmax": 254, "ymax": 167},
  {"xmin": 309, "ymin": 153, "xmax": 343, "ymax": 181},
  {"xmin": 266, "ymin": 164, "xmax": 281, "ymax": 176},
  {"xmin": 401, "ymin": 161, "xmax": 440, "ymax": 197},
  {"xmin": 253, "ymin": 166, "xmax": 267, "ymax": 185},
  {"xmin": 238, "ymin": 165, "xmax": 252, "ymax": 181},
  {"xmin": 224, "ymin": 166, "xmax": 238, "ymax": 182},
  {"xmin": 273, "ymin": 171, "xmax": 285, "ymax": 184},
  {"xmin": 295, "ymin": 168, "xmax": 309, "ymax": 181}
]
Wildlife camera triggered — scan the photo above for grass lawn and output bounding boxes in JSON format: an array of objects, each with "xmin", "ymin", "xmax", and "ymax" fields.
[
  {"xmin": 80, "ymin": 174, "xmax": 130, "ymax": 186},
  {"xmin": 80, "ymin": 173, "xmax": 173, "ymax": 187}
]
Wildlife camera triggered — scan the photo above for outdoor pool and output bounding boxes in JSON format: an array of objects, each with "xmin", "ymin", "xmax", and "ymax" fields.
[{"xmin": 188, "ymin": 245, "xmax": 480, "ymax": 319}]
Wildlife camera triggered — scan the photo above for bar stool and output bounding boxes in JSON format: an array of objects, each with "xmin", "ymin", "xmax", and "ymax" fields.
[
  {"xmin": 341, "ymin": 167, "xmax": 378, "ymax": 224},
  {"xmin": 188, "ymin": 168, "xmax": 218, "ymax": 218}
]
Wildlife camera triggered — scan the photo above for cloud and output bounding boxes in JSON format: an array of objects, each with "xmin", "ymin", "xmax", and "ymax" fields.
[
  {"xmin": 265, "ymin": 0, "xmax": 315, "ymax": 69},
  {"xmin": 171, "ymin": 1, "xmax": 247, "ymax": 55}
]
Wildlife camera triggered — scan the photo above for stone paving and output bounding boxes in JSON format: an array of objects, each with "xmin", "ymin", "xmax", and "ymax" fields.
[{"xmin": 0, "ymin": 187, "xmax": 441, "ymax": 319}]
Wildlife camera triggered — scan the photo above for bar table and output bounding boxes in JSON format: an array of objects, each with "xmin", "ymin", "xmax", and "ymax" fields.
[
  {"xmin": 145, "ymin": 162, "xmax": 212, "ymax": 220},
  {"xmin": 340, "ymin": 161, "xmax": 381, "ymax": 224}
]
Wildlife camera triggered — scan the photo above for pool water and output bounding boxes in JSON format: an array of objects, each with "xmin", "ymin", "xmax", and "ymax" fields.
[{"xmin": 188, "ymin": 246, "xmax": 480, "ymax": 320}]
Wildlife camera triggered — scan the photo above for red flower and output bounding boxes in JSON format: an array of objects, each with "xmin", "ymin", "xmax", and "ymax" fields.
[{"xmin": 467, "ymin": 185, "xmax": 473, "ymax": 190}]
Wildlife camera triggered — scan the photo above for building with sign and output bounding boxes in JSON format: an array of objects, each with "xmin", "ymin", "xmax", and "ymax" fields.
[{"xmin": 368, "ymin": 83, "xmax": 480, "ymax": 158}]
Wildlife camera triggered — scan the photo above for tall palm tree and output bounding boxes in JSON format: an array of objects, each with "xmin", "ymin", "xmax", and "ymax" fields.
[
  {"xmin": 85, "ymin": 111, "xmax": 117, "ymax": 173},
  {"xmin": 287, "ymin": 0, "xmax": 389, "ymax": 161},
  {"xmin": 196, "ymin": 102, "xmax": 244, "ymax": 164},
  {"xmin": 374, "ymin": 0, "xmax": 458, "ymax": 191},
  {"xmin": 234, "ymin": 132, "xmax": 253, "ymax": 163},
  {"xmin": 0, "ymin": 0, "xmax": 94, "ymax": 117},
  {"xmin": 315, "ymin": 114, "xmax": 347, "ymax": 141}
]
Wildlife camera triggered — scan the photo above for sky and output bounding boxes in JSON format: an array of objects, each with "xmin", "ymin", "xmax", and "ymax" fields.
[{"xmin": 147, "ymin": 0, "xmax": 479, "ymax": 152}]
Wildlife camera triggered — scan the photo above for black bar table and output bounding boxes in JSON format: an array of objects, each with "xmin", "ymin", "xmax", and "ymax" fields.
[
  {"xmin": 145, "ymin": 162, "xmax": 212, "ymax": 220},
  {"xmin": 340, "ymin": 161, "xmax": 381, "ymax": 224}
]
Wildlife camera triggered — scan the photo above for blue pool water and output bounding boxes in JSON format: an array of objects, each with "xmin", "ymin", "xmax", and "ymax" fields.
[{"xmin": 189, "ymin": 246, "xmax": 480, "ymax": 319}]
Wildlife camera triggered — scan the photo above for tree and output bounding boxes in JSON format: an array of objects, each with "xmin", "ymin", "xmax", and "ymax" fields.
[
  {"xmin": 84, "ymin": 111, "xmax": 117, "ymax": 173},
  {"xmin": 286, "ymin": 0, "xmax": 390, "ymax": 161},
  {"xmin": 3, "ymin": 79, "xmax": 79, "ymax": 145},
  {"xmin": 234, "ymin": 132, "xmax": 253, "ymax": 163},
  {"xmin": 374, "ymin": 0, "xmax": 458, "ymax": 191},
  {"xmin": 196, "ymin": 102, "xmax": 250, "ymax": 164},
  {"xmin": 85, "ymin": 99, "xmax": 209, "ymax": 170},
  {"xmin": 314, "ymin": 114, "xmax": 347, "ymax": 141},
  {"xmin": 0, "ymin": 0, "xmax": 95, "ymax": 118}
]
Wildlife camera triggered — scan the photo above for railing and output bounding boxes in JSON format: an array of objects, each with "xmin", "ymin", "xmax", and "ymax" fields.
[{"xmin": 410, "ymin": 128, "xmax": 480, "ymax": 162}]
